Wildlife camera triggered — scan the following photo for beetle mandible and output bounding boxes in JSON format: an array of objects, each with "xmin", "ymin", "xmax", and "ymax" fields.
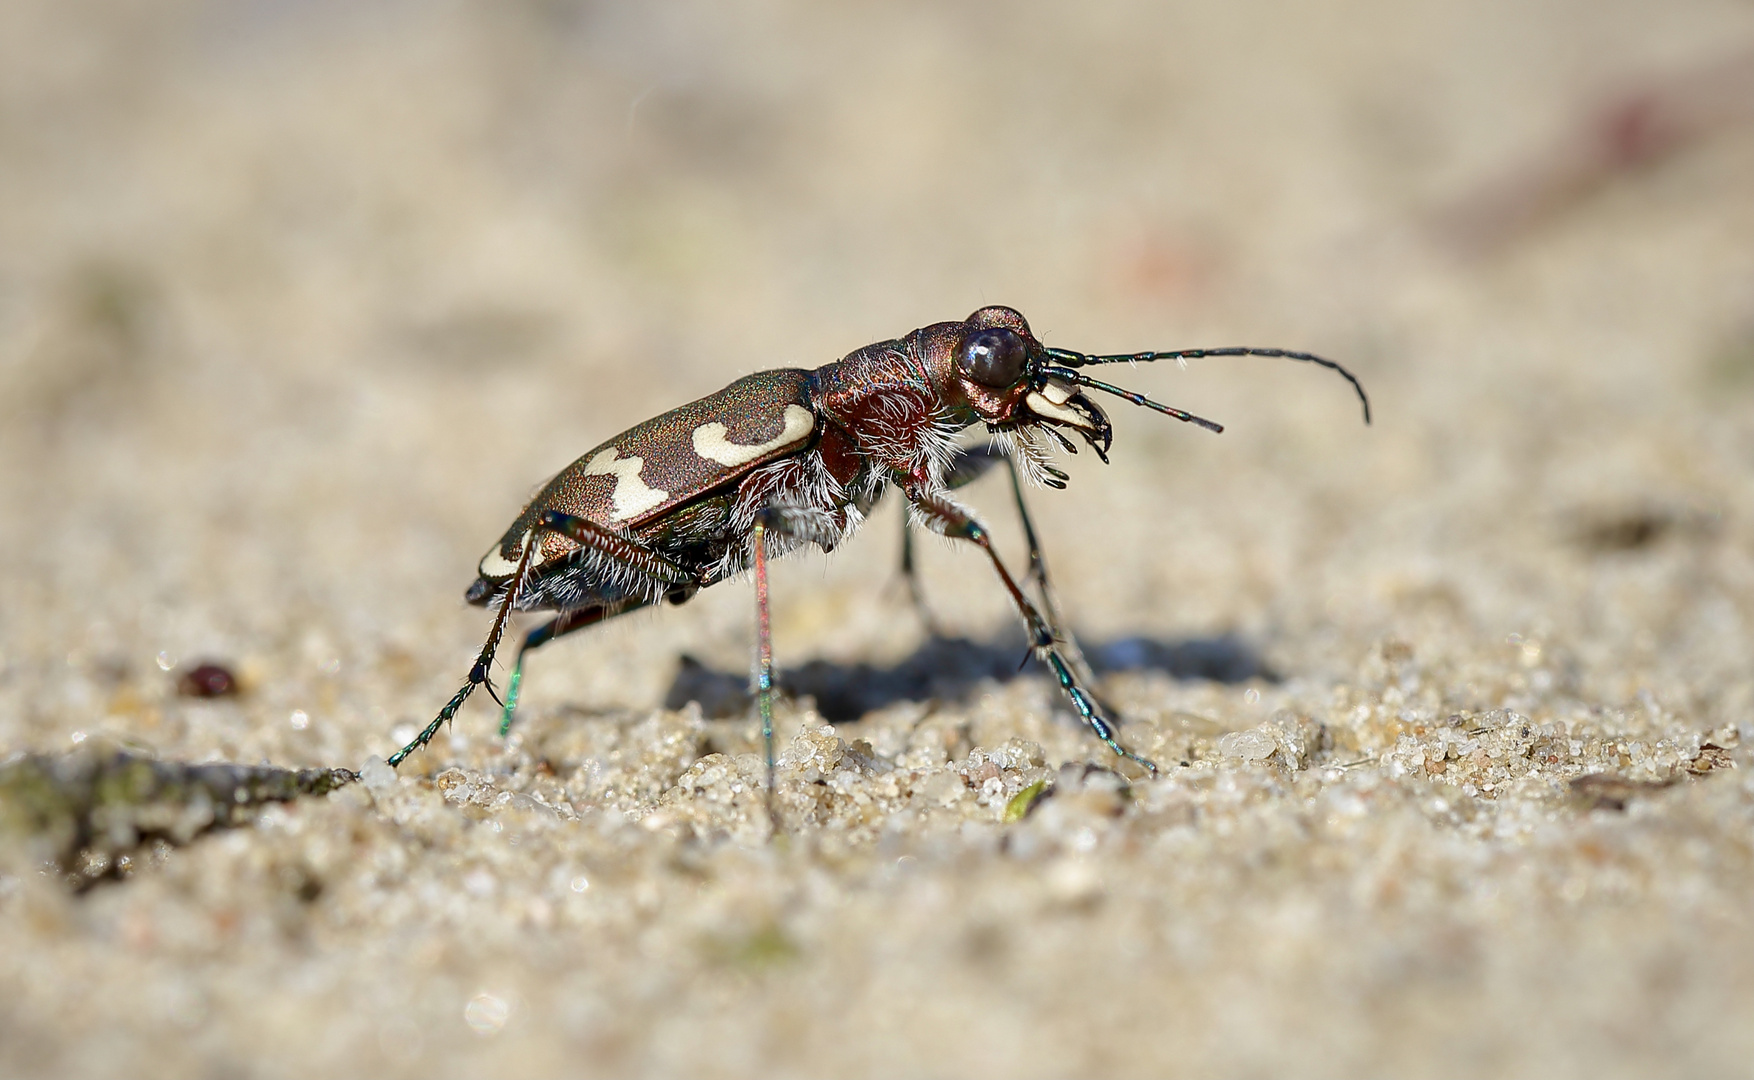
[{"xmin": 386, "ymin": 306, "xmax": 1370, "ymax": 795}]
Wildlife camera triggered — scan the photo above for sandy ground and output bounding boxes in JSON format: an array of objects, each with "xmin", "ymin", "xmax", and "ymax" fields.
[{"xmin": 3, "ymin": 1, "xmax": 1754, "ymax": 1077}]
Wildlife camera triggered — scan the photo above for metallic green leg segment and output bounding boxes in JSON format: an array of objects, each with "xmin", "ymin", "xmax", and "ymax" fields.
[
  {"xmin": 497, "ymin": 655, "xmax": 526, "ymax": 738},
  {"xmin": 752, "ymin": 519, "xmax": 779, "ymax": 832},
  {"xmin": 1045, "ymin": 652, "xmax": 1158, "ymax": 773},
  {"xmin": 491, "ymin": 602, "xmax": 642, "ymax": 744},
  {"xmin": 389, "ymin": 679, "xmax": 474, "ymax": 768}
]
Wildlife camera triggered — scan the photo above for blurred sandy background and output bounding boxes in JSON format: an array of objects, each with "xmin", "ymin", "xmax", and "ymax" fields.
[{"xmin": 3, "ymin": 1, "xmax": 1754, "ymax": 1077}]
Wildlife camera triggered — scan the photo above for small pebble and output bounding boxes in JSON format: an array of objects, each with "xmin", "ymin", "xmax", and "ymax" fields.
[
  {"xmin": 1217, "ymin": 727, "xmax": 1277, "ymax": 762},
  {"xmin": 177, "ymin": 662, "xmax": 238, "ymax": 698},
  {"xmin": 359, "ymin": 757, "xmax": 398, "ymax": 794}
]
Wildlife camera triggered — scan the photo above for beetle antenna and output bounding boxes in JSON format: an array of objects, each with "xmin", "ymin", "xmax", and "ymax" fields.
[
  {"xmin": 1044, "ymin": 346, "xmax": 1371, "ymax": 425},
  {"xmin": 1041, "ymin": 366, "xmax": 1226, "ymax": 434}
]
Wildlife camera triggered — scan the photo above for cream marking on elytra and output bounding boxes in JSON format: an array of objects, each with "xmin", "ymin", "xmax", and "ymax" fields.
[
  {"xmin": 583, "ymin": 447, "xmax": 670, "ymax": 521},
  {"xmin": 478, "ymin": 528, "xmax": 535, "ymax": 579},
  {"xmin": 692, "ymin": 404, "xmax": 815, "ymax": 467}
]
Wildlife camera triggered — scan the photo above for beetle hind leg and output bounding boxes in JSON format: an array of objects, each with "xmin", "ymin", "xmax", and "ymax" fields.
[
  {"xmin": 493, "ymin": 508, "xmax": 696, "ymax": 740},
  {"xmin": 497, "ymin": 602, "xmax": 641, "ymax": 737},
  {"xmin": 389, "ymin": 534, "xmax": 541, "ymax": 768},
  {"xmin": 394, "ymin": 510, "xmax": 695, "ymax": 769}
]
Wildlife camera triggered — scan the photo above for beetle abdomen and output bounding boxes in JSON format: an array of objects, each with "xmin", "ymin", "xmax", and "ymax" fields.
[{"xmin": 471, "ymin": 369, "xmax": 818, "ymax": 594}]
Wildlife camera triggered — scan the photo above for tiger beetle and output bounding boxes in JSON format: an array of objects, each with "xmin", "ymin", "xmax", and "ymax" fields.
[{"xmin": 388, "ymin": 306, "xmax": 1370, "ymax": 817}]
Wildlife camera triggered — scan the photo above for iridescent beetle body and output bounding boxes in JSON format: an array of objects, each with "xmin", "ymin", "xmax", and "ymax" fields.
[
  {"xmin": 467, "ymin": 368, "xmax": 824, "ymax": 613},
  {"xmin": 388, "ymin": 306, "xmax": 1371, "ymax": 806}
]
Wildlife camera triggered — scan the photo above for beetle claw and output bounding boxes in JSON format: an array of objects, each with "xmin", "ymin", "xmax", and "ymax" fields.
[{"xmin": 480, "ymin": 677, "xmax": 505, "ymax": 710}]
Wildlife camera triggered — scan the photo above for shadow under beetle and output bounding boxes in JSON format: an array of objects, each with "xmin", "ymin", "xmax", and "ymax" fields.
[{"xmin": 388, "ymin": 306, "xmax": 1370, "ymax": 800}]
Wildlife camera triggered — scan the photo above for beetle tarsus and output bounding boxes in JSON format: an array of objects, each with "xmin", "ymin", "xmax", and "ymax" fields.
[
  {"xmin": 480, "ymin": 675, "xmax": 505, "ymax": 710},
  {"xmin": 388, "ymin": 683, "xmax": 471, "ymax": 768}
]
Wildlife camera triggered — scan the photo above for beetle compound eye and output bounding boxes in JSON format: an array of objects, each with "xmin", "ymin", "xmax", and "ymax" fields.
[{"xmin": 957, "ymin": 328, "xmax": 1027, "ymax": 387}]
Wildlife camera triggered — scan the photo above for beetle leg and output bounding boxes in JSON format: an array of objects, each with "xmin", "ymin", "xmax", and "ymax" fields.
[
  {"xmin": 904, "ymin": 487, "xmax": 1157, "ymax": 774},
  {"xmin": 750, "ymin": 512, "xmax": 782, "ymax": 832},
  {"xmin": 538, "ymin": 509, "xmax": 696, "ymax": 586},
  {"xmin": 896, "ymin": 513, "xmax": 944, "ymax": 637},
  {"xmin": 393, "ymin": 511, "xmax": 696, "ymax": 768},
  {"xmin": 995, "ymin": 450, "xmax": 1108, "ymax": 700},
  {"xmin": 938, "ymin": 444, "xmax": 1069, "ymax": 634},
  {"xmin": 494, "ymin": 509, "xmax": 697, "ymax": 738},
  {"xmin": 945, "ymin": 445, "xmax": 1078, "ymax": 651},
  {"xmin": 745, "ymin": 501, "xmax": 849, "ymax": 829},
  {"xmin": 897, "ymin": 444, "xmax": 1005, "ymax": 635},
  {"xmin": 390, "ymin": 531, "xmax": 541, "ymax": 768},
  {"xmin": 899, "ymin": 444, "xmax": 1094, "ymax": 681},
  {"xmin": 497, "ymin": 600, "xmax": 650, "ymax": 737}
]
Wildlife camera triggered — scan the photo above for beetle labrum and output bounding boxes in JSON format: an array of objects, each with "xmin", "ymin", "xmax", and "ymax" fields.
[{"xmin": 387, "ymin": 306, "xmax": 1370, "ymax": 798}]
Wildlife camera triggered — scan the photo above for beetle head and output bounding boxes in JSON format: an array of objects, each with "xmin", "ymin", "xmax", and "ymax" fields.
[
  {"xmin": 946, "ymin": 306, "xmax": 1116, "ymax": 460},
  {"xmin": 929, "ymin": 305, "xmax": 1370, "ymax": 472}
]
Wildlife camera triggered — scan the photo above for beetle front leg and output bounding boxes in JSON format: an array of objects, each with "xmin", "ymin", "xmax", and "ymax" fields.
[
  {"xmin": 902, "ymin": 444, "xmax": 1096, "ymax": 681},
  {"xmin": 993, "ymin": 449, "xmax": 1108, "ymax": 700},
  {"xmin": 904, "ymin": 487, "xmax": 1158, "ymax": 774},
  {"xmin": 949, "ymin": 444, "xmax": 1074, "ymax": 645},
  {"xmin": 896, "ymin": 444, "xmax": 1006, "ymax": 635}
]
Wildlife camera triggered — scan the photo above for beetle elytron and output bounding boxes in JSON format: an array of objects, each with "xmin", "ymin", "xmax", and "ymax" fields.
[{"xmin": 387, "ymin": 307, "xmax": 1369, "ymax": 796}]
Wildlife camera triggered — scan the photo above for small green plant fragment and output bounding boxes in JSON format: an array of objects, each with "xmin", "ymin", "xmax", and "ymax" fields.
[
  {"xmin": 706, "ymin": 923, "xmax": 799, "ymax": 971},
  {"xmin": 738, "ymin": 925, "xmax": 798, "ymax": 968},
  {"xmin": 1004, "ymin": 779, "xmax": 1050, "ymax": 823}
]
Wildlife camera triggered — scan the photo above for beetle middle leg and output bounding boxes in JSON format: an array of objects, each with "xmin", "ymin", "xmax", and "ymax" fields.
[
  {"xmin": 746, "ymin": 500, "xmax": 849, "ymax": 830},
  {"xmin": 751, "ymin": 515, "xmax": 780, "ymax": 829},
  {"xmin": 904, "ymin": 486, "xmax": 1157, "ymax": 774}
]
